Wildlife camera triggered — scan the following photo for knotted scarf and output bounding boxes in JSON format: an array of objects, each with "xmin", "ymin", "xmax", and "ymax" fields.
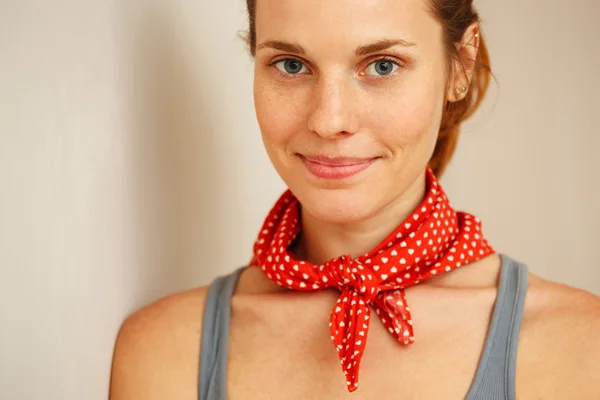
[{"xmin": 250, "ymin": 167, "xmax": 494, "ymax": 392}]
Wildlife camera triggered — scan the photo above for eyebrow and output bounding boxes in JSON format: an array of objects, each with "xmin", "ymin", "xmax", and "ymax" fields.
[
  {"xmin": 355, "ymin": 38, "xmax": 417, "ymax": 55},
  {"xmin": 256, "ymin": 38, "xmax": 417, "ymax": 56}
]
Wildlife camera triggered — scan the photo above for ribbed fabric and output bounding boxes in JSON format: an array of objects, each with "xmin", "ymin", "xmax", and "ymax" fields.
[
  {"xmin": 464, "ymin": 255, "xmax": 528, "ymax": 400},
  {"xmin": 198, "ymin": 269, "xmax": 244, "ymax": 400},
  {"xmin": 198, "ymin": 254, "xmax": 528, "ymax": 400}
]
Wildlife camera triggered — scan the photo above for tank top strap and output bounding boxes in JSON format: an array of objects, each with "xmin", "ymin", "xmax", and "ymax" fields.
[
  {"xmin": 198, "ymin": 267, "xmax": 245, "ymax": 400},
  {"xmin": 465, "ymin": 254, "xmax": 529, "ymax": 400}
]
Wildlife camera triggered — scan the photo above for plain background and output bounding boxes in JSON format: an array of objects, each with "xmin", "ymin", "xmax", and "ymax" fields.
[{"xmin": 1, "ymin": 0, "xmax": 598, "ymax": 399}]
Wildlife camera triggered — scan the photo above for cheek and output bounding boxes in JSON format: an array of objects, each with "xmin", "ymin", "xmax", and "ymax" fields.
[
  {"xmin": 367, "ymin": 82, "xmax": 445, "ymax": 152},
  {"xmin": 254, "ymin": 77, "xmax": 307, "ymax": 148}
]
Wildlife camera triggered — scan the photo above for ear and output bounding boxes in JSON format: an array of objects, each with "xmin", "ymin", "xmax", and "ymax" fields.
[{"xmin": 447, "ymin": 22, "xmax": 481, "ymax": 103}]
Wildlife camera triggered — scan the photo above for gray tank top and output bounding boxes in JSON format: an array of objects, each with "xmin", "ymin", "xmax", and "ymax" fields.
[{"xmin": 198, "ymin": 254, "xmax": 528, "ymax": 400}]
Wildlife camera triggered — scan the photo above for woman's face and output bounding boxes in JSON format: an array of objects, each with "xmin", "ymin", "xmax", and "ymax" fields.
[{"xmin": 253, "ymin": 0, "xmax": 450, "ymax": 223}]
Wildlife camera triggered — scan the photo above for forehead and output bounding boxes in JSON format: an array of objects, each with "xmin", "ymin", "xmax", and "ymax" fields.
[{"xmin": 255, "ymin": 0, "xmax": 441, "ymax": 49}]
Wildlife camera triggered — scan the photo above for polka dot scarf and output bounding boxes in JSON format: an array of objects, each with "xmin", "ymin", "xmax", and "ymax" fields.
[{"xmin": 250, "ymin": 167, "xmax": 495, "ymax": 392}]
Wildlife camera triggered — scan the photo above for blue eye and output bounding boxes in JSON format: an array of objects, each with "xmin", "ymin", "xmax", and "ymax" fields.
[
  {"xmin": 365, "ymin": 59, "xmax": 400, "ymax": 77},
  {"xmin": 274, "ymin": 59, "xmax": 308, "ymax": 75}
]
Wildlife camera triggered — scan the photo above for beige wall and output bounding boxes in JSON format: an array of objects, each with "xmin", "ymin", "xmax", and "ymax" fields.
[{"xmin": 0, "ymin": 0, "xmax": 598, "ymax": 399}]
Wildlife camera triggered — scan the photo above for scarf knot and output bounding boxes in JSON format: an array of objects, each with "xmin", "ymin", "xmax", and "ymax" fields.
[{"xmin": 322, "ymin": 255, "xmax": 381, "ymax": 304}]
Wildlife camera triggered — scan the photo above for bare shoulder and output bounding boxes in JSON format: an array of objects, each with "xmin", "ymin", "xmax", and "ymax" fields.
[
  {"xmin": 526, "ymin": 273, "xmax": 600, "ymax": 335},
  {"xmin": 517, "ymin": 272, "xmax": 600, "ymax": 398},
  {"xmin": 109, "ymin": 285, "xmax": 210, "ymax": 400}
]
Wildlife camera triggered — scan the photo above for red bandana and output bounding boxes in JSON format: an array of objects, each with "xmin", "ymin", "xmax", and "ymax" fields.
[{"xmin": 250, "ymin": 167, "xmax": 495, "ymax": 392}]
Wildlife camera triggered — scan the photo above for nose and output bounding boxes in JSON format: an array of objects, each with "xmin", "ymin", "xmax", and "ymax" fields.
[{"xmin": 307, "ymin": 76, "xmax": 359, "ymax": 139}]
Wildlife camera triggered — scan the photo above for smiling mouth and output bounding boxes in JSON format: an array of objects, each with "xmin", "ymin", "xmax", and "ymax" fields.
[{"xmin": 298, "ymin": 154, "xmax": 379, "ymax": 180}]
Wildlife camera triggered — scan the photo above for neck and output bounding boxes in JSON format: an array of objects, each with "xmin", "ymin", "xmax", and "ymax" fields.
[{"xmin": 292, "ymin": 169, "xmax": 427, "ymax": 265}]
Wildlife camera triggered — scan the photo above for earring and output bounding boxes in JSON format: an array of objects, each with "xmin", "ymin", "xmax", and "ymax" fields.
[
  {"xmin": 455, "ymin": 86, "xmax": 468, "ymax": 98},
  {"xmin": 462, "ymin": 32, "xmax": 480, "ymax": 48}
]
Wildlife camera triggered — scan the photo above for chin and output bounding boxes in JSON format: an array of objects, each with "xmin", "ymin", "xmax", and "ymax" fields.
[{"xmin": 293, "ymin": 184, "xmax": 381, "ymax": 224}]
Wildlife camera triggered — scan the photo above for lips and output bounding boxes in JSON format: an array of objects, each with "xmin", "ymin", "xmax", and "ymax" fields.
[
  {"xmin": 299, "ymin": 154, "xmax": 378, "ymax": 180},
  {"xmin": 301, "ymin": 155, "xmax": 375, "ymax": 166}
]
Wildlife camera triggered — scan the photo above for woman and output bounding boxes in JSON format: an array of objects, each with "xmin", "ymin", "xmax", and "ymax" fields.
[{"xmin": 110, "ymin": 0, "xmax": 600, "ymax": 398}]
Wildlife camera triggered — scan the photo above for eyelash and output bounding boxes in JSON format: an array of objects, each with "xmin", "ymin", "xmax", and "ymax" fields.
[{"xmin": 267, "ymin": 56, "xmax": 403, "ymax": 81}]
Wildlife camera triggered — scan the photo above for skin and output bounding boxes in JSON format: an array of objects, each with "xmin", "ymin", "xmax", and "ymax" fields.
[
  {"xmin": 109, "ymin": 0, "xmax": 600, "ymax": 398},
  {"xmin": 253, "ymin": 0, "xmax": 457, "ymax": 263}
]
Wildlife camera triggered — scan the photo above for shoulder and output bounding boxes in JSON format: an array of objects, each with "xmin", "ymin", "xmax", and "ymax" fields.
[
  {"xmin": 109, "ymin": 285, "xmax": 210, "ymax": 400},
  {"xmin": 517, "ymin": 273, "xmax": 600, "ymax": 397},
  {"xmin": 525, "ymin": 273, "xmax": 600, "ymax": 337}
]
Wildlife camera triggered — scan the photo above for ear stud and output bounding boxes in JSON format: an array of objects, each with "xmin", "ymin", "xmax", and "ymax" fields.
[{"xmin": 455, "ymin": 86, "xmax": 468, "ymax": 98}]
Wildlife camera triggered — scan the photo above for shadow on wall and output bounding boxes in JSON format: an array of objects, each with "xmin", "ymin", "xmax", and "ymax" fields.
[{"xmin": 122, "ymin": 2, "xmax": 228, "ymax": 307}]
